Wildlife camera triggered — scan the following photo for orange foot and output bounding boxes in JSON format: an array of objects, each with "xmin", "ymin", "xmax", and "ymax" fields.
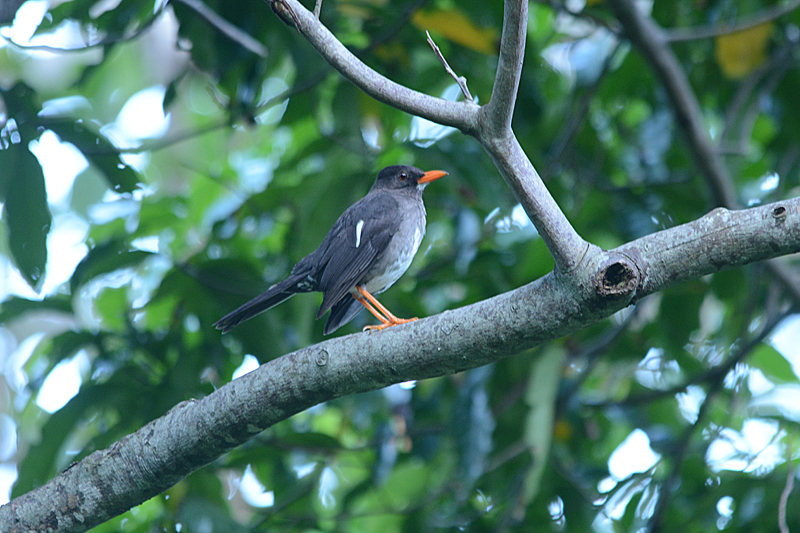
[
  {"xmin": 363, "ymin": 316, "xmax": 418, "ymax": 332},
  {"xmin": 353, "ymin": 285, "xmax": 418, "ymax": 332}
]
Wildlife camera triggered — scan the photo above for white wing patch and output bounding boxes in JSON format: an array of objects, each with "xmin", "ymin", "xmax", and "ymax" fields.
[
  {"xmin": 413, "ymin": 227, "xmax": 423, "ymax": 252},
  {"xmin": 355, "ymin": 219, "xmax": 364, "ymax": 248}
]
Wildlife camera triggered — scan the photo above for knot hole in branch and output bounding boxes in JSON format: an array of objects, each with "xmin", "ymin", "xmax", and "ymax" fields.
[
  {"xmin": 594, "ymin": 256, "xmax": 638, "ymax": 299},
  {"xmin": 771, "ymin": 205, "xmax": 787, "ymax": 224}
]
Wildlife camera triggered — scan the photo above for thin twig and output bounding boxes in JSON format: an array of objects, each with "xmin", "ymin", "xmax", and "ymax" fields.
[
  {"xmin": 545, "ymin": 40, "xmax": 622, "ymax": 180},
  {"xmin": 313, "ymin": 0, "xmax": 322, "ymax": 19},
  {"xmin": 425, "ymin": 31, "xmax": 473, "ymax": 103},
  {"xmin": 649, "ymin": 373, "xmax": 723, "ymax": 533},
  {"xmin": 175, "ymin": 0, "xmax": 267, "ymax": 57},
  {"xmin": 779, "ymin": 450, "xmax": 795, "ymax": 533},
  {"xmin": 4, "ymin": 10, "xmax": 161, "ymax": 52},
  {"xmin": 586, "ymin": 307, "xmax": 793, "ymax": 409},
  {"xmin": 665, "ymin": 0, "xmax": 800, "ymax": 42}
]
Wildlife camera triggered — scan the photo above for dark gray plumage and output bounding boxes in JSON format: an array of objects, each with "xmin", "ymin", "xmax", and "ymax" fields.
[{"xmin": 214, "ymin": 165, "xmax": 447, "ymax": 335}]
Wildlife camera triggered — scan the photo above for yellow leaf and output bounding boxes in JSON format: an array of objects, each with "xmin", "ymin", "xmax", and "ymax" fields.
[
  {"xmin": 553, "ymin": 419, "xmax": 573, "ymax": 442},
  {"xmin": 373, "ymin": 41, "xmax": 410, "ymax": 68},
  {"xmin": 412, "ymin": 9, "xmax": 498, "ymax": 55},
  {"xmin": 715, "ymin": 22, "xmax": 773, "ymax": 79}
]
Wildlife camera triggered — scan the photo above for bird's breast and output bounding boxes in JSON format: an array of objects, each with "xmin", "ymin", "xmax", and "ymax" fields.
[{"xmin": 360, "ymin": 205, "xmax": 426, "ymax": 295}]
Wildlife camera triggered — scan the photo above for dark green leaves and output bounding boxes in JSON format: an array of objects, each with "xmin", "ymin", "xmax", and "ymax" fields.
[
  {"xmin": 70, "ymin": 239, "xmax": 153, "ymax": 294},
  {"xmin": 0, "ymin": 142, "xmax": 51, "ymax": 290},
  {"xmin": 0, "ymin": 82, "xmax": 141, "ymax": 290},
  {"xmin": 45, "ymin": 120, "xmax": 139, "ymax": 194}
]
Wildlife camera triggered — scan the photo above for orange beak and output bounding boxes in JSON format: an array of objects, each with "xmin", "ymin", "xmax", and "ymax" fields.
[{"xmin": 418, "ymin": 170, "xmax": 448, "ymax": 184}]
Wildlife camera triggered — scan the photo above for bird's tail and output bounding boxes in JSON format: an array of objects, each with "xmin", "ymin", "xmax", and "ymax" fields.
[{"xmin": 213, "ymin": 274, "xmax": 307, "ymax": 333}]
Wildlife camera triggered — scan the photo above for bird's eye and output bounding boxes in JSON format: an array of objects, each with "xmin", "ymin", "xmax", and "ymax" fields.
[{"xmin": 398, "ymin": 172, "xmax": 408, "ymax": 181}]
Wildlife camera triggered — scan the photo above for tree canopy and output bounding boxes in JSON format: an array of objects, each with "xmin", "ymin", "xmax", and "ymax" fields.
[{"xmin": 2, "ymin": 0, "xmax": 800, "ymax": 531}]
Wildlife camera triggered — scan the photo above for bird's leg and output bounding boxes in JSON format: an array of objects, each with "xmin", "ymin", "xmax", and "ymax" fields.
[
  {"xmin": 355, "ymin": 285, "xmax": 418, "ymax": 331},
  {"xmin": 353, "ymin": 292, "xmax": 391, "ymax": 326}
]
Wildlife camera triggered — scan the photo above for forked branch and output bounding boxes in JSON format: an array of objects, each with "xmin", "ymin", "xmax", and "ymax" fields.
[{"xmin": 267, "ymin": 0, "xmax": 588, "ymax": 272}]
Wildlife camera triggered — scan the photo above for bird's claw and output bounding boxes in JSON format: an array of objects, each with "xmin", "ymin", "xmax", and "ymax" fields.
[{"xmin": 363, "ymin": 317, "xmax": 418, "ymax": 332}]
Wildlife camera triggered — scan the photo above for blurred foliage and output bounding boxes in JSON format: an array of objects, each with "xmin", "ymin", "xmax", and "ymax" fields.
[{"xmin": 1, "ymin": 0, "xmax": 800, "ymax": 531}]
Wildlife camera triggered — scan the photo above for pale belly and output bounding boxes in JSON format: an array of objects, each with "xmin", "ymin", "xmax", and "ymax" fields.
[{"xmin": 359, "ymin": 224, "xmax": 424, "ymax": 295}]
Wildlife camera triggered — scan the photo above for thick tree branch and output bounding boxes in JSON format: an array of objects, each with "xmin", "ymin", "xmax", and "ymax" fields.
[{"xmin": 4, "ymin": 198, "xmax": 800, "ymax": 532}]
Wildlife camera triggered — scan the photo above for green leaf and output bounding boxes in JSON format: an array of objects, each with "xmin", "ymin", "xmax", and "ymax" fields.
[
  {"xmin": 750, "ymin": 343, "xmax": 799, "ymax": 384},
  {"xmin": 0, "ymin": 295, "xmax": 72, "ymax": 324},
  {"xmin": 70, "ymin": 239, "xmax": 153, "ymax": 293},
  {"xmin": 522, "ymin": 345, "xmax": 565, "ymax": 506},
  {"xmin": 0, "ymin": 143, "xmax": 51, "ymax": 290},
  {"xmin": 176, "ymin": 497, "xmax": 249, "ymax": 533},
  {"xmin": 47, "ymin": 331, "xmax": 102, "ymax": 368},
  {"xmin": 93, "ymin": 286, "xmax": 129, "ymax": 329},
  {"xmin": 45, "ymin": 120, "xmax": 140, "ymax": 193}
]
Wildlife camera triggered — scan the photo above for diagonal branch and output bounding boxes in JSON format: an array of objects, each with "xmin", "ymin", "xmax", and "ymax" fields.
[
  {"xmin": 608, "ymin": 0, "xmax": 738, "ymax": 208},
  {"xmin": 4, "ymin": 197, "xmax": 800, "ymax": 532},
  {"xmin": 426, "ymin": 31, "xmax": 473, "ymax": 103},
  {"xmin": 479, "ymin": 0, "xmax": 589, "ymax": 272},
  {"xmin": 176, "ymin": 0, "xmax": 268, "ymax": 56},
  {"xmin": 484, "ymin": 0, "xmax": 527, "ymax": 136}
]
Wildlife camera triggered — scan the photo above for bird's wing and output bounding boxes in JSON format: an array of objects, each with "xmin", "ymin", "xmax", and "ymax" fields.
[
  {"xmin": 314, "ymin": 192, "xmax": 400, "ymax": 318},
  {"xmin": 323, "ymin": 296, "xmax": 364, "ymax": 335}
]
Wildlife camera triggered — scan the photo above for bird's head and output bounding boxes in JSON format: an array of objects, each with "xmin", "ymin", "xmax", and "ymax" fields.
[{"xmin": 371, "ymin": 165, "xmax": 448, "ymax": 195}]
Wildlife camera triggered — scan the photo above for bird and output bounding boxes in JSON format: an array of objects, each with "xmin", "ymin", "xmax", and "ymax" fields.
[{"xmin": 214, "ymin": 165, "xmax": 448, "ymax": 335}]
